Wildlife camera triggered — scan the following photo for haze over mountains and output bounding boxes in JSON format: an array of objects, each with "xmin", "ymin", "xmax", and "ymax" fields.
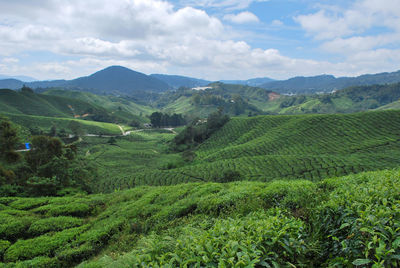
[{"xmin": 1, "ymin": 66, "xmax": 400, "ymax": 96}]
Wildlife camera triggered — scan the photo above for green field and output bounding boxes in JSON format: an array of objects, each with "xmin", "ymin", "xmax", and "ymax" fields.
[{"xmin": 0, "ymin": 169, "xmax": 399, "ymax": 267}]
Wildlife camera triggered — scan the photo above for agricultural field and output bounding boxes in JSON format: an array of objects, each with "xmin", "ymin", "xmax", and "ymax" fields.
[
  {"xmin": 0, "ymin": 169, "xmax": 399, "ymax": 267},
  {"xmin": 79, "ymin": 130, "xmax": 182, "ymax": 193},
  {"xmin": 92, "ymin": 110, "xmax": 400, "ymax": 192}
]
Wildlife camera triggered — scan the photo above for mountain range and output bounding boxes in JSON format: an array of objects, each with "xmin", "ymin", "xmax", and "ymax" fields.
[
  {"xmin": 1, "ymin": 66, "xmax": 400, "ymax": 96},
  {"xmin": 0, "ymin": 74, "xmax": 37, "ymax": 82},
  {"xmin": 260, "ymin": 71, "xmax": 400, "ymax": 94}
]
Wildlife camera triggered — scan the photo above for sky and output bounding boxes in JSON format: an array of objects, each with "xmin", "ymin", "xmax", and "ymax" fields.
[{"xmin": 0, "ymin": 0, "xmax": 399, "ymax": 81}]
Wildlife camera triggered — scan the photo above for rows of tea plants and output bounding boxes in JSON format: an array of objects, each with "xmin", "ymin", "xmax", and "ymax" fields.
[
  {"xmin": 196, "ymin": 110, "xmax": 400, "ymax": 161},
  {"xmin": 91, "ymin": 110, "xmax": 400, "ymax": 192},
  {"xmin": 0, "ymin": 169, "xmax": 399, "ymax": 267},
  {"xmin": 0, "ymin": 178, "xmax": 318, "ymax": 267}
]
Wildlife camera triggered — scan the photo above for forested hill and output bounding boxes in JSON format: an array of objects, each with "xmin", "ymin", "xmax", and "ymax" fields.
[
  {"xmin": 0, "ymin": 66, "xmax": 170, "ymax": 96},
  {"xmin": 260, "ymin": 82, "xmax": 400, "ymax": 114},
  {"xmin": 261, "ymin": 69, "xmax": 400, "ymax": 94}
]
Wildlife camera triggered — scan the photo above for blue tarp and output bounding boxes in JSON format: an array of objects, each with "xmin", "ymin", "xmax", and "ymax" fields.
[{"xmin": 25, "ymin": 143, "xmax": 30, "ymax": 150}]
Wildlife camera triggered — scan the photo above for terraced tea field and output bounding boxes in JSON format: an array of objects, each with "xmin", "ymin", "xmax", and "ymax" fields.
[{"xmin": 96, "ymin": 110, "xmax": 400, "ymax": 192}]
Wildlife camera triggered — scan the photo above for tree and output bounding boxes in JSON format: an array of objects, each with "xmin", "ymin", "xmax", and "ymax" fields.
[
  {"xmin": 25, "ymin": 136, "xmax": 63, "ymax": 172},
  {"xmin": 21, "ymin": 85, "xmax": 34, "ymax": 94},
  {"xmin": 0, "ymin": 117, "xmax": 20, "ymax": 163},
  {"xmin": 150, "ymin": 112, "xmax": 163, "ymax": 128}
]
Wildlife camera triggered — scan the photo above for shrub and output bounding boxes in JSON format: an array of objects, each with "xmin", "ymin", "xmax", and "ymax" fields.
[
  {"xmin": 4, "ymin": 225, "xmax": 89, "ymax": 262},
  {"xmin": 28, "ymin": 216, "xmax": 84, "ymax": 236},
  {"xmin": 0, "ymin": 240, "xmax": 10, "ymax": 260}
]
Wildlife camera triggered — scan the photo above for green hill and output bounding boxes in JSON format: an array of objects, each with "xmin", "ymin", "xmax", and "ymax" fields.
[
  {"xmin": 3, "ymin": 113, "xmax": 122, "ymax": 136},
  {"xmin": 0, "ymin": 168, "xmax": 399, "ymax": 267},
  {"xmin": 42, "ymin": 89, "xmax": 154, "ymax": 122},
  {"xmin": 0, "ymin": 89, "xmax": 113, "ymax": 119},
  {"xmin": 89, "ymin": 110, "xmax": 400, "ymax": 192},
  {"xmin": 261, "ymin": 82, "xmax": 400, "ymax": 114},
  {"xmin": 157, "ymin": 83, "xmax": 273, "ymax": 118}
]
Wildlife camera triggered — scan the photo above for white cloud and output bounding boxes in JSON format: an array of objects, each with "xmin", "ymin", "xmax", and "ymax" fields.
[
  {"xmin": 224, "ymin": 11, "xmax": 259, "ymax": 24},
  {"xmin": 294, "ymin": 0, "xmax": 400, "ymax": 74},
  {"xmin": 2, "ymin": 57, "xmax": 19, "ymax": 64},
  {"xmin": 0, "ymin": 0, "xmax": 398, "ymax": 81},
  {"xmin": 271, "ymin": 20, "xmax": 283, "ymax": 27},
  {"xmin": 180, "ymin": 0, "xmax": 269, "ymax": 11}
]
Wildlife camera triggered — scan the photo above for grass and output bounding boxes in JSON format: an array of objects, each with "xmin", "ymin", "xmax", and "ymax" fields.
[{"xmin": 0, "ymin": 169, "xmax": 399, "ymax": 267}]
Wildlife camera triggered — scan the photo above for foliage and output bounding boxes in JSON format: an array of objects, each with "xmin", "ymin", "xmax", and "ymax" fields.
[
  {"xmin": 172, "ymin": 108, "xmax": 230, "ymax": 151},
  {"xmin": 149, "ymin": 111, "xmax": 185, "ymax": 128},
  {"xmin": 0, "ymin": 169, "xmax": 398, "ymax": 266},
  {"xmin": 0, "ymin": 117, "xmax": 20, "ymax": 163}
]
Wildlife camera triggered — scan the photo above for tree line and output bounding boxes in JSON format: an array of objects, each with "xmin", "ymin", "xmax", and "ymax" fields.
[{"xmin": 149, "ymin": 112, "xmax": 186, "ymax": 128}]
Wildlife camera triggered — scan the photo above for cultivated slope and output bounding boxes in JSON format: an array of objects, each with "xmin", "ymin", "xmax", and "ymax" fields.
[{"xmin": 94, "ymin": 110, "xmax": 400, "ymax": 192}]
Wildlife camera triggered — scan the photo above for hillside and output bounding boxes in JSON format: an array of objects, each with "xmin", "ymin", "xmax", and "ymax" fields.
[
  {"xmin": 261, "ymin": 70, "xmax": 400, "ymax": 94},
  {"xmin": 156, "ymin": 83, "xmax": 275, "ymax": 118},
  {"xmin": 260, "ymin": 82, "xmax": 400, "ymax": 114},
  {"xmin": 0, "ymin": 89, "xmax": 125, "ymax": 122},
  {"xmin": 87, "ymin": 110, "xmax": 400, "ymax": 193},
  {"xmin": 150, "ymin": 74, "xmax": 210, "ymax": 89},
  {"xmin": 0, "ymin": 169, "xmax": 399, "ymax": 267},
  {"xmin": 42, "ymin": 89, "xmax": 154, "ymax": 122}
]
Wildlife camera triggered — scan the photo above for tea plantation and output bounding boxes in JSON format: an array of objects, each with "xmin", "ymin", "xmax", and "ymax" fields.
[
  {"xmin": 0, "ymin": 169, "xmax": 399, "ymax": 267},
  {"xmin": 93, "ymin": 110, "xmax": 400, "ymax": 192}
]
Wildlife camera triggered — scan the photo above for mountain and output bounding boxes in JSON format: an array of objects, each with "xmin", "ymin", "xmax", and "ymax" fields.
[
  {"xmin": 150, "ymin": 74, "xmax": 211, "ymax": 89},
  {"xmin": 0, "ymin": 79, "xmax": 24, "ymax": 89},
  {"xmin": 220, "ymin": 77, "xmax": 274, "ymax": 87},
  {"xmin": 0, "ymin": 74, "xmax": 37, "ymax": 82},
  {"xmin": 261, "ymin": 70, "xmax": 400, "ymax": 94},
  {"xmin": 0, "ymin": 66, "xmax": 170, "ymax": 95},
  {"xmin": 66, "ymin": 66, "xmax": 170, "ymax": 94}
]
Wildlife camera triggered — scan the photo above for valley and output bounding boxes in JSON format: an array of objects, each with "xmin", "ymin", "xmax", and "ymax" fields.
[{"xmin": 1, "ymin": 67, "xmax": 400, "ymax": 267}]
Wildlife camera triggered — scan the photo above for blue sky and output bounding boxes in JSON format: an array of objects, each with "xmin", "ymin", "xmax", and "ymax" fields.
[{"xmin": 0, "ymin": 0, "xmax": 399, "ymax": 80}]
